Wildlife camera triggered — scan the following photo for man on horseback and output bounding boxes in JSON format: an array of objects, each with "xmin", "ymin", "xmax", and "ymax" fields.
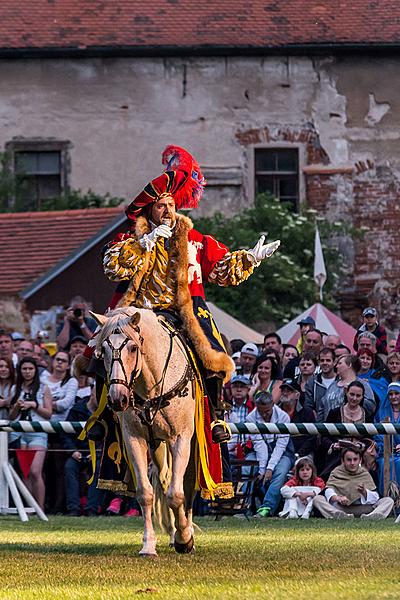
[{"xmin": 91, "ymin": 145, "xmax": 280, "ymax": 443}]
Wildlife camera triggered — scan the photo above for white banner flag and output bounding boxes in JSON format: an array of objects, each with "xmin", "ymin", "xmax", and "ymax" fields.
[{"xmin": 314, "ymin": 227, "xmax": 327, "ymax": 301}]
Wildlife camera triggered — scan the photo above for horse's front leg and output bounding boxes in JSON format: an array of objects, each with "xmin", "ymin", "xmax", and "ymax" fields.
[
  {"xmin": 123, "ymin": 432, "xmax": 157, "ymax": 557},
  {"xmin": 167, "ymin": 434, "xmax": 194, "ymax": 553}
]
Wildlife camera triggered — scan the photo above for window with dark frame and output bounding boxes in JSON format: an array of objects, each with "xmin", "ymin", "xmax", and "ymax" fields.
[
  {"xmin": 255, "ymin": 148, "xmax": 299, "ymax": 210},
  {"xmin": 6, "ymin": 140, "xmax": 70, "ymax": 211}
]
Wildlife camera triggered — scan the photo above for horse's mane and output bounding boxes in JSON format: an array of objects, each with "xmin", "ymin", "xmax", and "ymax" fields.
[{"xmin": 95, "ymin": 307, "xmax": 158, "ymax": 352}]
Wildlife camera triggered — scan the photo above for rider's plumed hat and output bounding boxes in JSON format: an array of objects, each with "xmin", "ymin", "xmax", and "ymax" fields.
[{"xmin": 125, "ymin": 145, "xmax": 206, "ymax": 221}]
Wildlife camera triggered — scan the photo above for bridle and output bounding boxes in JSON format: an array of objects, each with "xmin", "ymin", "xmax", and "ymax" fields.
[{"xmin": 98, "ymin": 325, "xmax": 143, "ymax": 397}]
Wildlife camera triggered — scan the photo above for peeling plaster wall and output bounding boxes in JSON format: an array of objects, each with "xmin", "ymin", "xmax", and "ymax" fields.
[{"xmin": 1, "ymin": 54, "xmax": 400, "ymax": 323}]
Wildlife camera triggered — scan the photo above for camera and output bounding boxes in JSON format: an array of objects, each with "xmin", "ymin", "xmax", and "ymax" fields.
[{"xmin": 73, "ymin": 308, "xmax": 83, "ymax": 319}]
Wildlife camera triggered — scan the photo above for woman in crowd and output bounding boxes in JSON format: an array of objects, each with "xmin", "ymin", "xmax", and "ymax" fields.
[
  {"xmin": 319, "ymin": 380, "xmax": 373, "ymax": 479},
  {"xmin": 8, "ymin": 357, "xmax": 52, "ymax": 510},
  {"xmin": 387, "ymin": 351, "xmax": 400, "ymax": 383},
  {"xmin": 357, "ymin": 348, "xmax": 388, "ymax": 417},
  {"xmin": 43, "ymin": 351, "xmax": 78, "ymax": 513},
  {"xmin": 279, "ymin": 457, "xmax": 325, "ymax": 519},
  {"xmin": 375, "ymin": 381, "xmax": 400, "ymax": 495},
  {"xmin": 318, "ymin": 354, "xmax": 376, "ymax": 421},
  {"xmin": 282, "ymin": 345, "xmax": 299, "ymax": 371},
  {"xmin": 0, "ymin": 356, "xmax": 15, "ymax": 419},
  {"xmin": 249, "ymin": 352, "xmax": 282, "ymax": 404}
]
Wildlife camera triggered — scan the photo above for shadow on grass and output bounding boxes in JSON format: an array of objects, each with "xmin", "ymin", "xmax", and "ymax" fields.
[{"xmin": 0, "ymin": 541, "xmax": 144, "ymax": 557}]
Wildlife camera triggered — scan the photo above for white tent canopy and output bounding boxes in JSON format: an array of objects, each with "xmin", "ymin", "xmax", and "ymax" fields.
[{"xmin": 208, "ymin": 302, "xmax": 264, "ymax": 344}]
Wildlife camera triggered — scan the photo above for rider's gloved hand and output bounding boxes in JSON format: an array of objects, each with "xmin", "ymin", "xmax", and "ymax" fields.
[
  {"xmin": 139, "ymin": 224, "xmax": 173, "ymax": 252},
  {"xmin": 247, "ymin": 235, "xmax": 281, "ymax": 264}
]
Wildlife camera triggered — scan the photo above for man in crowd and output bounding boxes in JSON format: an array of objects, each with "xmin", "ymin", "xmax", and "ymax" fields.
[
  {"xmin": 0, "ymin": 330, "xmax": 17, "ymax": 367},
  {"xmin": 239, "ymin": 343, "xmax": 259, "ymax": 377},
  {"xmin": 284, "ymin": 328, "xmax": 323, "ymax": 379},
  {"xmin": 263, "ymin": 333, "xmax": 283, "ymax": 359},
  {"xmin": 62, "ymin": 384, "xmax": 103, "ymax": 516},
  {"xmin": 358, "ymin": 331, "xmax": 390, "ymax": 379},
  {"xmin": 16, "ymin": 339, "xmax": 34, "ymax": 362},
  {"xmin": 226, "ymin": 375, "xmax": 254, "ymax": 459},
  {"xmin": 325, "ymin": 334, "xmax": 341, "ymax": 350},
  {"xmin": 304, "ymin": 347, "xmax": 336, "ymax": 415},
  {"xmin": 354, "ymin": 307, "xmax": 387, "ymax": 355},
  {"xmin": 313, "ymin": 447, "xmax": 394, "ymax": 519},
  {"xmin": 56, "ymin": 296, "xmax": 97, "ymax": 350},
  {"xmin": 295, "ymin": 316, "xmax": 316, "ymax": 353},
  {"xmin": 279, "ymin": 378, "xmax": 316, "ymax": 458},
  {"xmin": 68, "ymin": 335, "xmax": 88, "ymax": 361},
  {"xmin": 334, "ymin": 344, "xmax": 351, "ymax": 360},
  {"xmin": 245, "ymin": 392, "xmax": 294, "ymax": 517}
]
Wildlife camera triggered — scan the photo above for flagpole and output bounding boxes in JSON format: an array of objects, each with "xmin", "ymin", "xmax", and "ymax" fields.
[{"xmin": 314, "ymin": 226, "xmax": 327, "ymax": 304}]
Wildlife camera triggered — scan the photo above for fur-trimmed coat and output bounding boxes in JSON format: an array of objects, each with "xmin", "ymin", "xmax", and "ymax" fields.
[{"xmin": 103, "ymin": 214, "xmax": 256, "ymax": 380}]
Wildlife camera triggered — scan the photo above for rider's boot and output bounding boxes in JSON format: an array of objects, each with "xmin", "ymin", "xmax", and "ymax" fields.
[{"xmin": 205, "ymin": 375, "xmax": 232, "ymax": 444}]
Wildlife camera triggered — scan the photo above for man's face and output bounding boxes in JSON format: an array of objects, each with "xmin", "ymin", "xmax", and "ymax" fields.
[
  {"xmin": 240, "ymin": 352, "xmax": 256, "ymax": 373},
  {"xmin": 151, "ymin": 196, "xmax": 176, "ymax": 227},
  {"xmin": 299, "ymin": 357, "xmax": 315, "ymax": 376},
  {"xmin": 280, "ymin": 386, "xmax": 300, "ymax": 405},
  {"xmin": 70, "ymin": 340, "xmax": 87, "ymax": 357},
  {"xmin": 304, "ymin": 332, "xmax": 322, "ymax": 352},
  {"xmin": 359, "ymin": 337, "xmax": 376, "ymax": 354},
  {"xmin": 17, "ymin": 340, "xmax": 34, "ymax": 360},
  {"xmin": 388, "ymin": 339, "xmax": 397, "ymax": 353},
  {"xmin": 0, "ymin": 335, "xmax": 12, "ymax": 357},
  {"xmin": 343, "ymin": 451, "xmax": 361, "ymax": 474},
  {"xmin": 364, "ymin": 314, "xmax": 377, "ymax": 328},
  {"xmin": 325, "ymin": 335, "xmax": 340, "ymax": 349},
  {"xmin": 334, "ymin": 347, "xmax": 350, "ymax": 360},
  {"xmin": 231, "ymin": 383, "xmax": 249, "ymax": 403},
  {"xmin": 263, "ymin": 336, "xmax": 281, "ymax": 354},
  {"xmin": 319, "ymin": 353, "xmax": 335, "ymax": 375}
]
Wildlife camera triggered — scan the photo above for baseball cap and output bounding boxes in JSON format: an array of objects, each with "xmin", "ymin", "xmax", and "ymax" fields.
[
  {"xmin": 231, "ymin": 351, "xmax": 241, "ymax": 361},
  {"xmin": 231, "ymin": 375, "xmax": 252, "ymax": 386},
  {"xmin": 240, "ymin": 343, "xmax": 259, "ymax": 358},
  {"xmin": 297, "ymin": 316, "xmax": 316, "ymax": 327},
  {"xmin": 69, "ymin": 335, "xmax": 88, "ymax": 346},
  {"xmin": 11, "ymin": 331, "xmax": 25, "ymax": 341},
  {"xmin": 280, "ymin": 378, "xmax": 301, "ymax": 393},
  {"xmin": 363, "ymin": 307, "xmax": 377, "ymax": 317}
]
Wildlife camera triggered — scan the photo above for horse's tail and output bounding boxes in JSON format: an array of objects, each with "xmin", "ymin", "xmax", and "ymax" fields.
[{"xmin": 151, "ymin": 442, "xmax": 175, "ymax": 534}]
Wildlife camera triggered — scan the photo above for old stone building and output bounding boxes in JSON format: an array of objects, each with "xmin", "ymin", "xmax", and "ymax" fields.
[{"xmin": 1, "ymin": 1, "xmax": 400, "ymax": 327}]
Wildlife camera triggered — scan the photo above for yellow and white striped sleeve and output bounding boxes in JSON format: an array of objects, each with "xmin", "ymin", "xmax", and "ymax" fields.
[
  {"xmin": 103, "ymin": 239, "xmax": 147, "ymax": 282},
  {"xmin": 207, "ymin": 250, "xmax": 256, "ymax": 287}
]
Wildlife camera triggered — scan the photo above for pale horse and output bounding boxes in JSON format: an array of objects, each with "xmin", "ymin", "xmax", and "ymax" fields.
[{"xmin": 91, "ymin": 307, "xmax": 198, "ymax": 556}]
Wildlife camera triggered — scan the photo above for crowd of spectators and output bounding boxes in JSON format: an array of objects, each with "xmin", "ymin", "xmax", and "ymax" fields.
[
  {"xmin": 2, "ymin": 301, "xmax": 400, "ymax": 521},
  {"xmin": 225, "ymin": 307, "xmax": 400, "ymax": 520}
]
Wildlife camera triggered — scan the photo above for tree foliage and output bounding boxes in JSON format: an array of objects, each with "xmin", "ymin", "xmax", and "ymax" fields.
[{"xmin": 192, "ymin": 194, "xmax": 345, "ymax": 329}]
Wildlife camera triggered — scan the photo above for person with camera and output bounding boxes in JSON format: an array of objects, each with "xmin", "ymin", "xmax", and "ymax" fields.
[
  {"xmin": 62, "ymin": 384, "xmax": 103, "ymax": 516},
  {"xmin": 8, "ymin": 357, "xmax": 52, "ymax": 510},
  {"xmin": 56, "ymin": 296, "xmax": 97, "ymax": 351}
]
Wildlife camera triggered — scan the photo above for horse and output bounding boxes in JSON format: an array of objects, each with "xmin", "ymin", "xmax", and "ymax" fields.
[{"xmin": 91, "ymin": 306, "xmax": 198, "ymax": 556}]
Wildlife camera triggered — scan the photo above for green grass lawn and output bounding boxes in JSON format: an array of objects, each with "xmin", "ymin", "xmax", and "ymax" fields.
[{"xmin": 0, "ymin": 516, "xmax": 399, "ymax": 599}]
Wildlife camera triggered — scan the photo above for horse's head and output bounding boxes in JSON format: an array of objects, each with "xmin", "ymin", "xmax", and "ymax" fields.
[{"xmin": 91, "ymin": 310, "xmax": 143, "ymax": 412}]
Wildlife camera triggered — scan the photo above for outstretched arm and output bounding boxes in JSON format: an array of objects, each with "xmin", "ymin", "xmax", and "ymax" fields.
[{"xmin": 207, "ymin": 235, "xmax": 280, "ymax": 287}]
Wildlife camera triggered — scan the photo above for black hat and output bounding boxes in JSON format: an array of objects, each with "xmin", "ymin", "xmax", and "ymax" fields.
[{"xmin": 280, "ymin": 378, "xmax": 301, "ymax": 393}]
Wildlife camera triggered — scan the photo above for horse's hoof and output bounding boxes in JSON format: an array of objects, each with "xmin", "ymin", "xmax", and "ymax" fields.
[
  {"xmin": 139, "ymin": 552, "xmax": 158, "ymax": 559},
  {"xmin": 168, "ymin": 542, "xmax": 175, "ymax": 548},
  {"xmin": 174, "ymin": 536, "xmax": 195, "ymax": 554}
]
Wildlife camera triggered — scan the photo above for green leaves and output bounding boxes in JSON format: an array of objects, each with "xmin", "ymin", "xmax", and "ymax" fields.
[{"xmin": 193, "ymin": 194, "xmax": 344, "ymax": 329}]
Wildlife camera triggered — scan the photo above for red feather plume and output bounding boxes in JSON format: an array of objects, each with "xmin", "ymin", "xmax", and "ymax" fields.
[{"xmin": 161, "ymin": 145, "xmax": 206, "ymax": 209}]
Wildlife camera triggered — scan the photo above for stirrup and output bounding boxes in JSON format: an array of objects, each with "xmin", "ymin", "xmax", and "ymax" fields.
[{"xmin": 211, "ymin": 420, "xmax": 231, "ymax": 444}]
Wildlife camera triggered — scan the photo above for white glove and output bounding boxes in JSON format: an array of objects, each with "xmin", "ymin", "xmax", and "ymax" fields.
[
  {"xmin": 247, "ymin": 235, "xmax": 281, "ymax": 264},
  {"xmin": 139, "ymin": 224, "xmax": 173, "ymax": 251}
]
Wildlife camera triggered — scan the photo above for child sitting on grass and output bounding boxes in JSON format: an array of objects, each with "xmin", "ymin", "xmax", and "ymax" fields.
[{"xmin": 279, "ymin": 457, "xmax": 325, "ymax": 519}]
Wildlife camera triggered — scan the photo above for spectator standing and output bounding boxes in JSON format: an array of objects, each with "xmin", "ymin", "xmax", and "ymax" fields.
[
  {"xmin": 249, "ymin": 353, "xmax": 282, "ymax": 404},
  {"xmin": 279, "ymin": 378, "xmax": 316, "ymax": 459},
  {"xmin": 325, "ymin": 334, "xmax": 341, "ymax": 350},
  {"xmin": 246, "ymin": 392, "xmax": 294, "ymax": 517},
  {"xmin": 226, "ymin": 375, "xmax": 254, "ymax": 459},
  {"xmin": 284, "ymin": 328, "xmax": 323, "ymax": 379},
  {"xmin": 56, "ymin": 296, "xmax": 97, "ymax": 351},
  {"xmin": 320, "ymin": 381, "xmax": 372, "ymax": 479},
  {"xmin": 295, "ymin": 316, "xmax": 316, "ymax": 354},
  {"xmin": 375, "ymin": 382, "xmax": 400, "ymax": 495},
  {"xmin": 238, "ymin": 343, "xmax": 259, "ymax": 377},
  {"xmin": 0, "ymin": 356, "xmax": 15, "ymax": 419},
  {"xmin": 357, "ymin": 348, "xmax": 388, "ymax": 415},
  {"xmin": 279, "ymin": 457, "xmax": 325, "ymax": 519},
  {"xmin": 304, "ymin": 348, "xmax": 336, "ymax": 415},
  {"xmin": 318, "ymin": 354, "xmax": 376, "ymax": 421},
  {"xmin": 386, "ymin": 351, "xmax": 400, "ymax": 383},
  {"xmin": 313, "ymin": 448, "xmax": 393, "ymax": 519},
  {"xmin": 16, "ymin": 340, "xmax": 34, "ymax": 363},
  {"xmin": 353, "ymin": 307, "xmax": 387, "ymax": 355},
  {"xmin": 297, "ymin": 351, "xmax": 318, "ymax": 405},
  {"xmin": 263, "ymin": 333, "xmax": 283, "ymax": 360},
  {"xmin": 334, "ymin": 344, "xmax": 351, "ymax": 360},
  {"xmin": 43, "ymin": 351, "xmax": 78, "ymax": 513},
  {"xmin": 0, "ymin": 330, "xmax": 18, "ymax": 368},
  {"xmin": 281, "ymin": 345, "xmax": 299, "ymax": 370},
  {"xmin": 8, "ymin": 358, "xmax": 52, "ymax": 510},
  {"xmin": 68, "ymin": 335, "xmax": 88, "ymax": 361},
  {"xmin": 62, "ymin": 385, "xmax": 104, "ymax": 516}
]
